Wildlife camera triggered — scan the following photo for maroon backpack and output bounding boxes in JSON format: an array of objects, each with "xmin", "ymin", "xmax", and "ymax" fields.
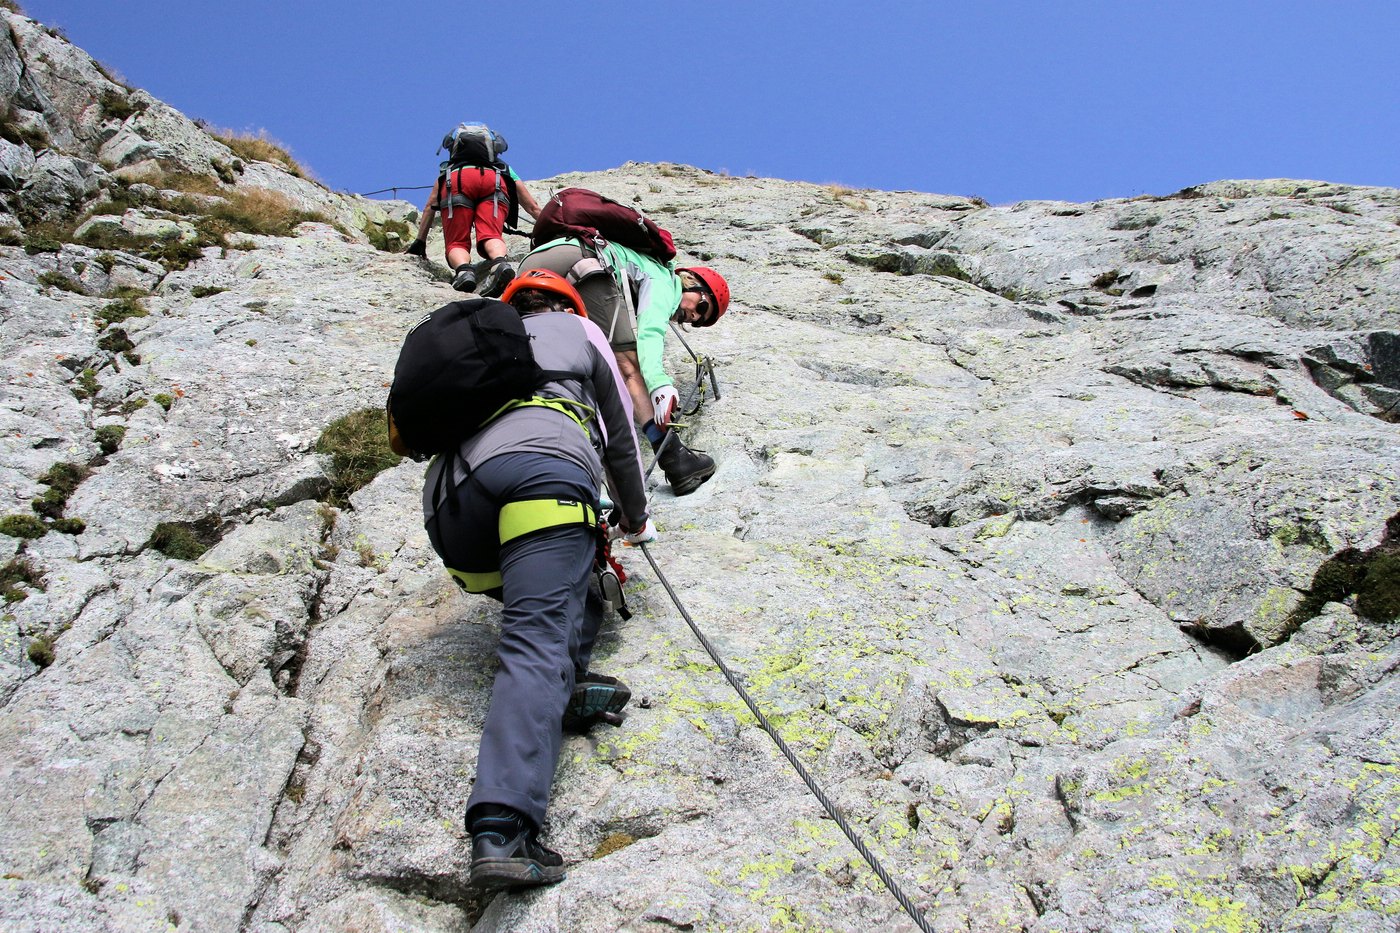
[{"xmin": 531, "ymin": 187, "xmax": 677, "ymax": 262}]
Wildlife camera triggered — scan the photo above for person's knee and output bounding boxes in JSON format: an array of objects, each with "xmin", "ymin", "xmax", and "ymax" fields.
[{"xmin": 615, "ymin": 350, "xmax": 641, "ymax": 380}]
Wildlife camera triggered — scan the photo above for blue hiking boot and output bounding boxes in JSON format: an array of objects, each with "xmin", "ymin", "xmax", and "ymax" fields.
[
  {"xmin": 468, "ymin": 804, "xmax": 565, "ymax": 889},
  {"xmin": 562, "ymin": 673, "xmax": 631, "ymax": 732}
]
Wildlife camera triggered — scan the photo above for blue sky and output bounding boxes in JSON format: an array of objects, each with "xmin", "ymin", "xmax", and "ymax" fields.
[{"xmin": 22, "ymin": 1, "xmax": 1400, "ymax": 205}]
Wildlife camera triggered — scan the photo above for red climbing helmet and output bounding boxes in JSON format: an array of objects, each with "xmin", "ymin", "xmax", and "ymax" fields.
[
  {"xmin": 501, "ymin": 268, "xmax": 587, "ymax": 318},
  {"xmin": 677, "ymin": 266, "xmax": 730, "ymax": 326}
]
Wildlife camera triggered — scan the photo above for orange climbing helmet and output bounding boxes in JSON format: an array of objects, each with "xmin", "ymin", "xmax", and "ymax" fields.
[
  {"xmin": 677, "ymin": 266, "xmax": 730, "ymax": 326},
  {"xmin": 501, "ymin": 268, "xmax": 587, "ymax": 318}
]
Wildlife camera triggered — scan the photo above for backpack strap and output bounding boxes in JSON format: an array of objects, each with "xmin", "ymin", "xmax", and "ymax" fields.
[
  {"xmin": 490, "ymin": 391, "xmax": 597, "ymax": 444},
  {"xmin": 438, "ymin": 168, "xmax": 487, "ymax": 218},
  {"xmin": 595, "ymin": 243, "xmax": 636, "ymax": 343},
  {"xmin": 499, "ymin": 165, "xmax": 519, "ymax": 230},
  {"xmin": 436, "ymin": 169, "xmax": 451, "ymax": 219}
]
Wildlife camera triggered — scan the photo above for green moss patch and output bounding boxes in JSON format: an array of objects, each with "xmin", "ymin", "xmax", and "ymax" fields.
[
  {"xmin": 591, "ymin": 832, "xmax": 637, "ymax": 859},
  {"xmin": 148, "ymin": 515, "xmax": 224, "ymax": 561},
  {"xmin": 31, "ymin": 461, "xmax": 90, "ymax": 523},
  {"xmin": 0, "ymin": 514, "xmax": 47, "ymax": 540},
  {"xmin": 71, "ymin": 368, "xmax": 100, "ymax": 400}
]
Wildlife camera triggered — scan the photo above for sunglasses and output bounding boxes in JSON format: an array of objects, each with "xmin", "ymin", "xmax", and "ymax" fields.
[{"xmin": 683, "ymin": 287, "xmax": 715, "ymax": 326}]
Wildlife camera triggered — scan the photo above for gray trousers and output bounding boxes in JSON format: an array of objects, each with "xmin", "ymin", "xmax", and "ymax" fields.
[
  {"xmin": 427, "ymin": 452, "xmax": 605, "ymax": 828},
  {"xmin": 517, "ymin": 241, "xmax": 638, "ymax": 349}
]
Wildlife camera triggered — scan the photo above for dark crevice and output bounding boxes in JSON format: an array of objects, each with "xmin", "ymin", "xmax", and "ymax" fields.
[
  {"xmin": 1052, "ymin": 775, "xmax": 1081, "ymax": 832},
  {"xmin": 1177, "ymin": 619, "xmax": 1260, "ymax": 661},
  {"xmin": 1025, "ymin": 882, "xmax": 1049, "ymax": 917},
  {"xmin": 282, "ymin": 512, "xmax": 336, "ymax": 699},
  {"xmin": 1278, "ymin": 512, "xmax": 1400, "ymax": 642},
  {"xmin": 356, "ymin": 873, "xmax": 491, "ymax": 923}
]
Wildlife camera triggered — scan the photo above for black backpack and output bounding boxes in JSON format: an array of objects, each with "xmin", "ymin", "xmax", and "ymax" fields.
[{"xmin": 386, "ymin": 299, "xmax": 568, "ymax": 461}]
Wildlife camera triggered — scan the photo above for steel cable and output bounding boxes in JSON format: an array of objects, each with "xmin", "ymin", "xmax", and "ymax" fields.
[{"xmin": 636, "ymin": 543, "xmax": 935, "ymax": 933}]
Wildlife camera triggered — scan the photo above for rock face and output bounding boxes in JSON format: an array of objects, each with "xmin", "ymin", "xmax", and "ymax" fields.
[{"xmin": 2, "ymin": 12, "xmax": 1398, "ymax": 933}]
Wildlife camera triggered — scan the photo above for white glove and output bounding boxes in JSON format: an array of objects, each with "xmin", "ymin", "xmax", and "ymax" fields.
[
  {"xmin": 650, "ymin": 385, "xmax": 679, "ymax": 429},
  {"xmin": 622, "ymin": 519, "xmax": 658, "ymax": 546}
]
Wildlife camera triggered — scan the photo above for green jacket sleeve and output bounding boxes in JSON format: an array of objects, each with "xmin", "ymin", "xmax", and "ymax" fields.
[{"xmin": 605, "ymin": 242, "xmax": 680, "ymax": 393}]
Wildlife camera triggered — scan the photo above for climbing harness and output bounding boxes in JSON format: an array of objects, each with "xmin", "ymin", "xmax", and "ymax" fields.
[
  {"xmin": 635, "ymin": 543, "xmax": 936, "ymax": 933},
  {"xmin": 444, "ymin": 497, "xmax": 597, "ymax": 594},
  {"xmin": 668, "ymin": 321, "xmax": 721, "ymax": 416}
]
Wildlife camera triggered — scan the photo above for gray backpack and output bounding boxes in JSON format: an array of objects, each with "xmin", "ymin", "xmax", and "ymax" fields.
[{"xmin": 440, "ymin": 122, "xmax": 508, "ymax": 168}]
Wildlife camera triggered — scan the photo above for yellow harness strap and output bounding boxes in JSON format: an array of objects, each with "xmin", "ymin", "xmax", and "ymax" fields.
[
  {"xmin": 439, "ymin": 396, "xmax": 598, "ymax": 594},
  {"xmin": 499, "ymin": 497, "xmax": 597, "ymax": 545},
  {"xmin": 444, "ymin": 496, "xmax": 597, "ymax": 594},
  {"xmin": 485, "ymin": 395, "xmax": 596, "ymax": 440}
]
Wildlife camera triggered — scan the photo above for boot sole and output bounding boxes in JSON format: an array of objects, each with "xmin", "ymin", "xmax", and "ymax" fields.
[
  {"xmin": 470, "ymin": 857, "xmax": 565, "ymax": 889},
  {"xmin": 480, "ymin": 266, "xmax": 515, "ymax": 298},
  {"xmin": 562, "ymin": 681, "xmax": 631, "ymax": 732}
]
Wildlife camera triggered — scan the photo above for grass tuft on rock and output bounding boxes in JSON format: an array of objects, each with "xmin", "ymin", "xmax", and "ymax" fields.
[
  {"xmin": 197, "ymin": 189, "xmax": 328, "ymax": 239},
  {"xmin": 27, "ymin": 635, "xmax": 55, "ymax": 669},
  {"xmin": 1285, "ymin": 513, "xmax": 1400, "ymax": 635},
  {"xmin": 148, "ymin": 515, "xmax": 223, "ymax": 561},
  {"xmin": 97, "ymin": 328, "xmax": 135, "ymax": 356},
  {"xmin": 206, "ymin": 128, "xmax": 311, "ymax": 179},
  {"xmin": 38, "ymin": 271, "xmax": 87, "ymax": 294},
  {"xmin": 98, "ymin": 89, "xmax": 146, "ymax": 122},
  {"xmin": 362, "ymin": 216, "xmax": 415, "ymax": 252},
  {"xmin": 0, "ymin": 100, "xmax": 49, "ymax": 150},
  {"xmin": 316, "ymin": 407, "xmax": 402, "ymax": 506},
  {"xmin": 94, "ymin": 425, "xmax": 127, "ymax": 455},
  {"xmin": 96, "ymin": 289, "xmax": 149, "ymax": 329},
  {"xmin": 1, "ymin": 557, "xmax": 45, "ymax": 604}
]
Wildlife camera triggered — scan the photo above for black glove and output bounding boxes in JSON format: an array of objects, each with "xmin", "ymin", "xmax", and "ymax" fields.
[{"xmin": 404, "ymin": 238, "xmax": 427, "ymax": 257}]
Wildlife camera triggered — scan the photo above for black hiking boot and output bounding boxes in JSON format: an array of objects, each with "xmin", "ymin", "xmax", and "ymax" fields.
[
  {"xmin": 479, "ymin": 258, "xmax": 516, "ymax": 298},
  {"xmin": 468, "ymin": 804, "xmax": 565, "ymax": 889},
  {"xmin": 562, "ymin": 673, "xmax": 631, "ymax": 732},
  {"xmin": 451, "ymin": 265, "xmax": 477, "ymax": 293},
  {"xmin": 656, "ymin": 434, "xmax": 716, "ymax": 496}
]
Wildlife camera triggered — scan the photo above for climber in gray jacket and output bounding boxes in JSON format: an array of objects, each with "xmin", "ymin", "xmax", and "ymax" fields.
[{"xmin": 420, "ymin": 269, "xmax": 654, "ymax": 889}]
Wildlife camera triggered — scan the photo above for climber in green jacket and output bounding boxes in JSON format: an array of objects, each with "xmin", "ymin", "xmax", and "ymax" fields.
[{"xmin": 518, "ymin": 236, "xmax": 730, "ymax": 496}]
